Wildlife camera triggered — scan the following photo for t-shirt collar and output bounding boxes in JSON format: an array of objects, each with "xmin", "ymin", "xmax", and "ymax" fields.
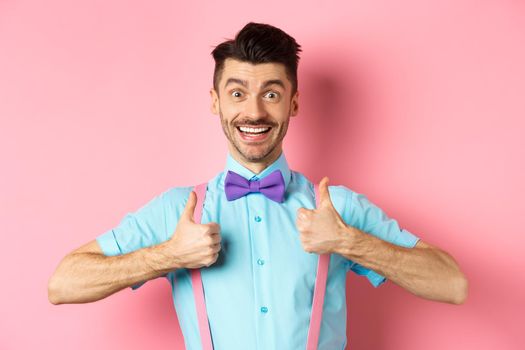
[{"xmin": 223, "ymin": 151, "xmax": 292, "ymax": 191}]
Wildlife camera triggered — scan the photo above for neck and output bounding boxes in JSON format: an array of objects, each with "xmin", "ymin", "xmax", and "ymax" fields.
[{"xmin": 229, "ymin": 146, "xmax": 282, "ymax": 175}]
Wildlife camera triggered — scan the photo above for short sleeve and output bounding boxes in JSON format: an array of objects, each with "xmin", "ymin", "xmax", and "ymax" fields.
[
  {"xmin": 340, "ymin": 186, "xmax": 420, "ymax": 287},
  {"xmin": 96, "ymin": 187, "xmax": 190, "ymax": 290}
]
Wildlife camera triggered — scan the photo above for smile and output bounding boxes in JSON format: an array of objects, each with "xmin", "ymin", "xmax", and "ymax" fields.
[
  {"xmin": 237, "ymin": 126, "xmax": 271, "ymax": 134},
  {"xmin": 236, "ymin": 126, "xmax": 272, "ymax": 142}
]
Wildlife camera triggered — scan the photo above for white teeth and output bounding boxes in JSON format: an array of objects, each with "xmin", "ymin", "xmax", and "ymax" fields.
[{"xmin": 239, "ymin": 126, "xmax": 270, "ymax": 133}]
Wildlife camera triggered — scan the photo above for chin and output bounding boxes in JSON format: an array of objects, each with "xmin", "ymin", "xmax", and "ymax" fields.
[
  {"xmin": 238, "ymin": 146, "xmax": 275, "ymax": 163},
  {"xmin": 240, "ymin": 152, "xmax": 268, "ymax": 162}
]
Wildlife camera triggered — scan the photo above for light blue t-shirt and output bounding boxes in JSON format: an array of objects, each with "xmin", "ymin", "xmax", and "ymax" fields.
[{"xmin": 96, "ymin": 151, "xmax": 419, "ymax": 349}]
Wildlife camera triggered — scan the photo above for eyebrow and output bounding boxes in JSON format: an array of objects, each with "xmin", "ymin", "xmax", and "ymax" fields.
[{"xmin": 224, "ymin": 78, "xmax": 286, "ymax": 90}]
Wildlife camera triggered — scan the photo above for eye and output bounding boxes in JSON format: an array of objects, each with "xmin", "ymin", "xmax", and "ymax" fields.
[
  {"xmin": 231, "ymin": 90, "xmax": 243, "ymax": 98},
  {"xmin": 264, "ymin": 91, "xmax": 280, "ymax": 100}
]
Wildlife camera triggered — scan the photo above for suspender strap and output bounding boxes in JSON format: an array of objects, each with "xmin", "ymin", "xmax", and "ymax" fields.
[
  {"xmin": 306, "ymin": 184, "xmax": 330, "ymax": 349},
  {"xmin": 189, "ymin": 183, "xmax": 330, "ymax": 350},
  {"xmin": 190, "ymin": 183, "xmax": 214, "ymax": 350}
]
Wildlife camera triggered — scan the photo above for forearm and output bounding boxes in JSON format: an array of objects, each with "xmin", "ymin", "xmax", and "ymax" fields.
[
  {"xmin": 49, "ymin": 241, "xmax": 174, "ymax": 305},
  {"xmin": 335, "ymin": 226, "xmax": 468, "ymax": 304}
]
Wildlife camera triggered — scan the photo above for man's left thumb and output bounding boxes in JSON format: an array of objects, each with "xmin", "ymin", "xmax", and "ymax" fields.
[{"xmin": 318, "ymin": 176, "xmax": 335, "ymax": 208}]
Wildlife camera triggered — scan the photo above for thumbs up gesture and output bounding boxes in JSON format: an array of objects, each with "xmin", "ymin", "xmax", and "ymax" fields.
[
  {"xmin": 296, "ymin": 177, "xmax": 348, "ymax": 255},
  {"xmin": 164, "ymin": 191, "xmax": 222, "ymax": 269}
]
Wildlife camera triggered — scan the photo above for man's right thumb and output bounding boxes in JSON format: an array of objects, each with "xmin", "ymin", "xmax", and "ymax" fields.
[{"xmin": 182, "ymin": 191, "xmax": 197, "ymax": 221}]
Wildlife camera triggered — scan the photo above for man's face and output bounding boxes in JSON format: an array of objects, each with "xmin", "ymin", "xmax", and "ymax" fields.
[{"xmin": 210, "ymin": 58, "xmax": 299, "ymax": 165}]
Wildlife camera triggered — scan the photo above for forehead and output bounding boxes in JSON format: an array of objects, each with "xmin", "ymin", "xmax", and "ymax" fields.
[{"xmin": 220, "ymin": 58, "xmax": 291, "ymax": 90}]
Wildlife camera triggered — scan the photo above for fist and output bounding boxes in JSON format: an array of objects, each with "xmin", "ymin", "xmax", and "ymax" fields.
[
  {"xmin": 166, "ymin": 190, "xmax": 222, "ymax": 269},
  {"xmin": 296, "ymin": 177, "xmax": 347, "ymax": 254}
]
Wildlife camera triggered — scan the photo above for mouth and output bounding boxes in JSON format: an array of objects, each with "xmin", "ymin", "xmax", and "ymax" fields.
[{"xmin": 236, "ymin": 125, "xmax": 272, "ymax": 142}]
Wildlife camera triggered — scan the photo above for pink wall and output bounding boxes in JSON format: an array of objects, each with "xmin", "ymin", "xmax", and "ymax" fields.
[{"xmin": 1, "ymin": 0, "xmax": 523, "ymax": 349}]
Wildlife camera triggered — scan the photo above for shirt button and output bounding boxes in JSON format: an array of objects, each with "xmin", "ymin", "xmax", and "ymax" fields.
[
  {"xmin": 254, "ymin": 216, "xmax": 262, "ymax": 222},
  {"xmin": 260, "ymin": 306, "xmax": 268, "ymax": 313},
  {"xmin": 257, "ymin": 258, "xmax": 265, "ymax": 266}
]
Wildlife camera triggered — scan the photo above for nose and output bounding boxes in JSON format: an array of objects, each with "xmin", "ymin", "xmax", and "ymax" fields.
[{"xmin": 244, "ymin": 96, "xmax": 267, "ymax": 119}]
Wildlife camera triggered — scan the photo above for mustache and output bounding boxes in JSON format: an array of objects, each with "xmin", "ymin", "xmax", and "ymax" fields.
[{"xmin": 234, "ymin": 120, "xmax": 276, "ymax": 127}]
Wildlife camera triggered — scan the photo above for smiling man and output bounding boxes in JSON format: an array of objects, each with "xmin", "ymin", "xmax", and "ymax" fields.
[{"xmin": 48, "ymin": 22, "xmax": 468, "ymax": 349}]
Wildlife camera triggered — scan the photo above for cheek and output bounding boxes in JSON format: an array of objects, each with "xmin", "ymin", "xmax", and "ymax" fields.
[
  {"xmin": 274, "ymin": 100, "xmax": 292, "ymax": 114},
  {"xmin": 220, "ymin": 100, "xmax": 243, "ymax": 117}
]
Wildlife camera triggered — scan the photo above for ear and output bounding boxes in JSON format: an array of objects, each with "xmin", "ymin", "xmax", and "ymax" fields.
[
  {"xmin": 290, "ymin": 90, "xmax": 299, "ymax": 117},
  {"xmin": 210, "ymin": 88, "xmax": 219, "ymax": 115}
]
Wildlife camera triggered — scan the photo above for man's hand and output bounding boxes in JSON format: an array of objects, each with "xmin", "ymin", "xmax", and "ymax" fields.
[
  {"xmin": 163, "ymin": 191, "xmax": 222, "ymax": 269},
  {"xmin": 296, "ymin": 177, "xmax": 351, "ymax": 254}
]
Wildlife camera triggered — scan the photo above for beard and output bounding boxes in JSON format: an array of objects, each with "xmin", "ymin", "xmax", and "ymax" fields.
[{"xmin": 219, "ymin": 111, "xmax": 290, "ymax": 163}]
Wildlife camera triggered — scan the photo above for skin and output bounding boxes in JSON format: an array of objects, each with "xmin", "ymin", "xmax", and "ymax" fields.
[
  {"xmin": 210, "ymin": 58, "xmax": 299, "ymax": 174},
  {"xmin": 48, "ymin": 57, "xmax": 468, "ymax": 306}
]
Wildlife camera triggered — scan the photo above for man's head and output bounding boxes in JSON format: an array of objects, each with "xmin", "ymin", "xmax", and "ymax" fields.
[{"xmin": 210, "ymin": 22, "xmax": 302, "ymax": 170}]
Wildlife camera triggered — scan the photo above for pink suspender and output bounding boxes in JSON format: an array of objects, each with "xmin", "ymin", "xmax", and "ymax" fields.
[
  {"xmin": 190, "ymin": 183, "xmax": 214, "ymax": 350},
  {"xmin": 306, "ymin": 184, "xmax": 330, "ymax": 350},
  {"xmin": 189, "ymin": 183, "xmax": 330, "ymax": 350}
]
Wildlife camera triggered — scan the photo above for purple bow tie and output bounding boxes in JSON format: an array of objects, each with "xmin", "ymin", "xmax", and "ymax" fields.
[{"xmin": 224, "ymin": 169, "xmax": 286, "ymax": 203}]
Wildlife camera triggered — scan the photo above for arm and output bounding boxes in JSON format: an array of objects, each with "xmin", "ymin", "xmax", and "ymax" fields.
[
  {"xmin": 296, "ymin": 177, "xmax": 468, "ymax": 305},
  {"xmin": 48, "ymin": 191, "xmax": 221, "ymax": 305},
  {"xmin": 335, "ymin": 226, "xmax": 468, "ymax": 304},
  {"xmin": 47, "ymin": 239, "xmax": 175, "ymax": 305}
]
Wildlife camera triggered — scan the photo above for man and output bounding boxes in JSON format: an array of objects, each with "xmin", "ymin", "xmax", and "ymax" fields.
[{"xmin": 48, "ymin": 22, "xmax": 468, "ymax": 349}]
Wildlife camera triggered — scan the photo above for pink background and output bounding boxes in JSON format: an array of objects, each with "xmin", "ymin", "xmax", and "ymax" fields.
[{"xmin": 1, "ymin": 0, "xmax": 523, "ymax": 349}]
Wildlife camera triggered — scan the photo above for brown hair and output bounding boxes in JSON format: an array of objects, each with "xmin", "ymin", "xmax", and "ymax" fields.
[{"xmin": 211, "ymin": 22, "xmax": 302, "ymax": 95}]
